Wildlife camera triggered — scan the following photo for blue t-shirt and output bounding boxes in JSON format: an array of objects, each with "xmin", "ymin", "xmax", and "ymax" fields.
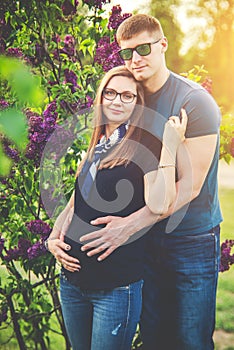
[{"xmin": 144, "ymin": 71, "xmax": 223, "ymax": 235}]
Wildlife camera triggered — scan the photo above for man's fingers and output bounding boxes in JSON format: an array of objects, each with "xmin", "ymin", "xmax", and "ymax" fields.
[
  {"xmin": 81, "ymin": 238, "xmax": 103, "ymax": 251},
  {"xmin": 85, "ymin": 242, "xmax": 110, "ymax": 257},
  {"xmin": 97, "ymin": 246, "xmax": 116, "ymax": 261},
  {"xmin": 79, "ymin": 231, "xmax": 102, "ymax": 242},
  {"xmin": 90, "ymin": 216, "xmax": 114, "ymax": 226}
]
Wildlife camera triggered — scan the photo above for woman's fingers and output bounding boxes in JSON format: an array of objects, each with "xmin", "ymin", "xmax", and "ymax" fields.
[
  {"xmin": 180, "ymin": 108, "xmax": 188, "ymax": 128},
  {"xmin": 168, "ymin": 115, "xmax": 180, "ymax": 123},
  {"xmin": 167, "ymin": 109, "xmax": 188, "ymax": 142},
  {"xmin": 48, "ymin": 238, "xmax": 81, "ymax": 272}
]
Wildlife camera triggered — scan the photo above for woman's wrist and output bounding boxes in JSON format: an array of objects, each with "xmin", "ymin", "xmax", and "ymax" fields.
[{"xmin": 158, "ymin": 164, "xmax": 175, "ymax": 168}]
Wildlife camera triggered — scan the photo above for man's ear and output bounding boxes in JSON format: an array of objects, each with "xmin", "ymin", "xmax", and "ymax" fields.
[{"xmin": 161, "ymin": 37, "xmax": 168, "ymax": 53}]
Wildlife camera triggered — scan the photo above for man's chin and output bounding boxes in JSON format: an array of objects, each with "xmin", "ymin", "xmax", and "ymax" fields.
[{"xmin": 132, "ymin": 71, "xmax": 145, "ymax": 81}]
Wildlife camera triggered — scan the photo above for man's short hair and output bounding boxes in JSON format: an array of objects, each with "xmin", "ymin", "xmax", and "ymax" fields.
[{"xmin": 116, "ymin": 14, "xmax": 164, "ymax": 44}]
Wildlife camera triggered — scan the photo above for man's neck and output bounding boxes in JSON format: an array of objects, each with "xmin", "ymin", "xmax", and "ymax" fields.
[{"xmin": 143, "ymin": 68, "xmax": 170, "ymax": 95}]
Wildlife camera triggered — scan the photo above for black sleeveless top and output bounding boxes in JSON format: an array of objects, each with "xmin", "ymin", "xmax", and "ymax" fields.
[{"xmin": 63, "ymin": 130, "xmax": 162, "ymax": 289}]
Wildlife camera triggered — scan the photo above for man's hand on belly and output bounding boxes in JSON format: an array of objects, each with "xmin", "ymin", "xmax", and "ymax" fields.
[{"xmin": 79, "ymin": 216, "xmax": 131, "ymax": 261}]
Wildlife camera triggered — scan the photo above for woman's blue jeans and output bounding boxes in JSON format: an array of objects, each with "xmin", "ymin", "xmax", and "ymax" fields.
[
  {"xmin": 140, "ymin": 226, "xmax": 220, "ymax": 350},
  {"xmin": 60, "ymin": 274, "xmax": 143, "ymax": 350}
]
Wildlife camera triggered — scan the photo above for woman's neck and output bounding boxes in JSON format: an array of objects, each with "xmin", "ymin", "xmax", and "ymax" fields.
[{"xmin": 105, "ymin": 123, "xmax": 121, "ymax": 139}]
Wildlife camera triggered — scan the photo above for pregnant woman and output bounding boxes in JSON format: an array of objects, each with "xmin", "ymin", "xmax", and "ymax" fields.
[{"xmin": 45, "ymin": 65, "xmax": 187, "ymax": 350}]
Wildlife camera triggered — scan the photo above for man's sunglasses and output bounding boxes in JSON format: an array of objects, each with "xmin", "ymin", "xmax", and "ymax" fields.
[{"xmin": 118, "ymin": 38, "xmax": 162, "ymax": 61}]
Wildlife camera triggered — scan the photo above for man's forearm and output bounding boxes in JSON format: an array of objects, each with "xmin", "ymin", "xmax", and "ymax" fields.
[
  {"xmin": 126, "ymin": 206, "xmax": 161, "ymax": 235},
  {"xmin": 127, "ymin": 176, "xmax": 196, "ymax": 236}
]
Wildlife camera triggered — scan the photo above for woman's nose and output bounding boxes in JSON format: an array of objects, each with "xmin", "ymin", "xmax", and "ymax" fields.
[{"xmin": 112, "ymin": 94, "xmax": 122, "ymax": 104}]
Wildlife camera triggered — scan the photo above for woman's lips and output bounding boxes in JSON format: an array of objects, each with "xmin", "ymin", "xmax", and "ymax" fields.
[{"xmin": 109, "ymin": 108, "xmax": 123, "ymax": 114}]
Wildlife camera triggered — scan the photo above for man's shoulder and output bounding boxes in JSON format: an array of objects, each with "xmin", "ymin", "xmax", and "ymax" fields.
[
  {"xmin": 169, "ymin": 71, "xmax": 219, "ymax": 110},
  {"xmin": 169, "ymin": 71, "xmax": 204, "ymax": 92}
]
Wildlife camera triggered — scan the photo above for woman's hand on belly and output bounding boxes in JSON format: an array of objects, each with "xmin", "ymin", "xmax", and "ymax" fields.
[{"xmin": 47, "ymin": 237, "xmax": 81, "ymax": 272}]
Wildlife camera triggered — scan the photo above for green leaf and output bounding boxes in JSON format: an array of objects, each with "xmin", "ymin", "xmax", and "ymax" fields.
[
  {"xmin": 0, "ymin": 56, "xmax": 45, "ymax": 107},
  {"xmin": 0, "ymin": 144, "xmax": 12, "ymax": 176},
  {"xmin": 0, "ymin": 108, "xmax": 28, "ymax": 150},
  {"xmin": 25, "ymin": 176, "xmax": 33, "ymax": 193}
]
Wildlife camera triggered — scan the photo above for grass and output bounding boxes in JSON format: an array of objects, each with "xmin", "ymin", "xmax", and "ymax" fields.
[{"xmin": 216, "ymin": 188, "xmax": 234, "ymax": 330}]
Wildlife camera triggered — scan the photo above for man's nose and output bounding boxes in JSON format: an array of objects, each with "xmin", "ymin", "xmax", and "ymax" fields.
[{"xmin": 132, "ymin": 49, "xmax": 142, "ymax": 63}]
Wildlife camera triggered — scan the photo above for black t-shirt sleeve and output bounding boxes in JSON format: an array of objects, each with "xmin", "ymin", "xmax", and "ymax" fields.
[{"xmin": 133, "ymin": 129, "xmax": 162, "ymax": 175}]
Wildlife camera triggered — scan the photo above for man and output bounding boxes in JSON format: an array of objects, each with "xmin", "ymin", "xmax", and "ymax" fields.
[{"xmin": 48, "ymin": 14, "xmax": 222, "ymax": 350}]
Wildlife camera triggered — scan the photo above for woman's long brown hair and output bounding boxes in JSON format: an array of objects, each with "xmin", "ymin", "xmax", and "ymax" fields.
[{"xmin": 76, "ymin": 65, "xmax": 145, "ymax": 176}]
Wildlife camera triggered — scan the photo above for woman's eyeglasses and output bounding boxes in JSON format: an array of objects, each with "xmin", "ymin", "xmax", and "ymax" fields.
[
  {"xmin": 118, "ymin": 38, "xmax": 162, "ymax": 61},
  {"xmin": 102, "ymin": 88, "xmax": 137, "ymax": 104}
]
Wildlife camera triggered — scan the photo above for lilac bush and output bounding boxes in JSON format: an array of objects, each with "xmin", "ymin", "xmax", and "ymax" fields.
[
  {"xmin": 220, "ymin": 240, "xmax": 234, "ymax": 272},
  {"xmin": 0, "ymin": 1, "xmax": 131, "ymax": 348}
]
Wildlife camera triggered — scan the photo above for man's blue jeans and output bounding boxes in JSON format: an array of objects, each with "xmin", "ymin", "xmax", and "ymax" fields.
[
  {"xmin": 140, "ymin": 226, "xmax": 220, "ymax": 350},
  {"xmin": 60, "ymin": 274, "xmax": 143, "ymax": 350}
]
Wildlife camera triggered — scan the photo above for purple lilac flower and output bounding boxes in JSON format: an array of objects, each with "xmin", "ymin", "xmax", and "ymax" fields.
[
  {"xmin": 0, "ymin": 18, "xmax": 6, "ymax": 26},
  {"xmin": 42, "ymin": 101, "xmax": 58, "ymax": 133},
  {"xmin": 6, "ymin": 47, "xmax": 24, "ymax": 58},
  {"xmin": 52, "ymin": 34, "xmax": 61, "ymax": 43},
  {"xmin": 62, "ymin": 0, "xmax": 79, "ymax": 16},
  {"xmin": 0, "ymin": 236, "xmax": 5, "ymax": 254},
  {"xmin": 0, "ymin": 178, "xmax": 8, "ymax": 185},
  {"xmin": 61, "ymin": 34, "xmax": 76, "ymax": 57},
  {"xmin": 52, "ymin": 49, "xmax": 60, "ymax": 61},
  {"xmin": 27, "ymin": 240, "xmax": 47, "ymax": 259},
  {"xmin": 201, "ymin": 77, "xmax": 212, "ymax": 94},
  {"xmin": 64, "ymin": 68, "xmax": 79, "ymax": 93},
  {"xmin": 0, "ymin": 37, "xmax": 6, "ymax": 53},
  {"xmin": 3, "ymin": 237, "xmax": 31, "ymax": 261},
  {"xmin": 79, "ymin": 95, "xmax": 94, "ymax": 109},
  {"xmin": 34, "ymin": 43, "xmax": 46, "ymax": 65},
  {"xmin": 220, "ymin": 239, "xmax": 234, "ymax": 272},
  {"xmin": 17, "ymin": 238, "xmax": 31, "ymax": 259},
  {"xmin": 0, "ymin": 99, "xmax": 9, "ymax": 110},
  {"xmin": 25, "ymin": 142, "xmax": 40, "ymax": 160},
  {"xmin": 3, "ymin": 145, "xmax": 19, "ymax": 161},
  {"xmin": 4, "ymin": 246, "xmax": 21, "ymax": 262},
  {"xmin": 83, "ymin": 0, "xmax": 110, "ymax": 10},
  {"xmin": 2, "ymin": 139, "xmax": 20, "ymax": 162},
  {"xmin": 46, "ymin": 124, "xmax": 75, "ymax": 162},
  {"xmin": 108, "ymin": 5, "xmax": 132, "ymax": 30},
  {"xmin": 94, "ymin": 36, "xmax": 124, "ymax": 72},
  {"xmin": 28, "ymin": 115, "xmax": 44, "ymax": 132},
  {"xmin": 43, "ymin": 101, "xmax": 58, "ymax": 120},
  {"xmin": 0, "ymin": 20, "xmax": 13, "ymax": 40},
  {"xmin": 30, "ymin": 131, "xmax": 47, "ymax": 143},
  {"xmin": 26, "ymin": 219, "xmax": 52, "ymax": 236},
  {"xmin": 48, "ymin": 80, "xmax": 57, "ymax": 86},
  {"xmin": 25, "ymin": 102, "xmax": 58, "ymax": 165},
  {"xmin": 84, "ymin": 95, "xmax": 93, "ymax": 108}
]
